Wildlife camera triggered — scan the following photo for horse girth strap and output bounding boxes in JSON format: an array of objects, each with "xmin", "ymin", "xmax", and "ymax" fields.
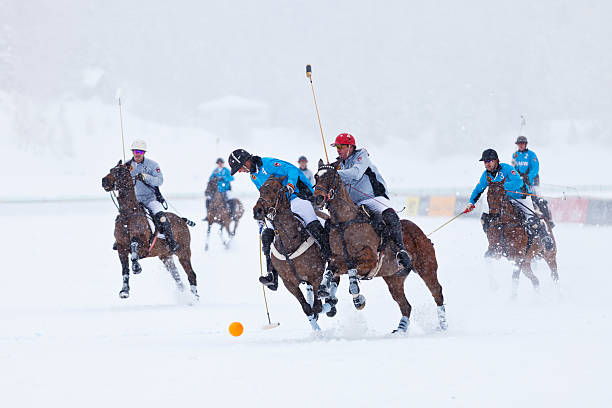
[
  {"xmin": 272, "ymin": 232, "xmax": 307, "ymax": 284},
  {"xmin": 271, "ymin": 236, "xmax": 316, "ymax": 261}
]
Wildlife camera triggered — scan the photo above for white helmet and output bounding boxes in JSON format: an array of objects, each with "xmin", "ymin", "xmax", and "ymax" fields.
[{"xmin": 130, "ymin": 139, "xmax": 147, "ymax": 151}]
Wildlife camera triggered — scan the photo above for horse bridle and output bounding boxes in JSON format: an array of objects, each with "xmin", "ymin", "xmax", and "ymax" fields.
[
  {"xmin": 314, "ymin": 165, "xmax": 340, "ymax": 205},
  {"xmin": 258, "ymin": 183, "xmax": 287, "ymax": 222}
]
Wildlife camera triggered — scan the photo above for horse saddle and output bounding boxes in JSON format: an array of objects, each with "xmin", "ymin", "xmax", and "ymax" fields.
[{"xmin": 357, "ymin": 205, "xmax": 389, "ymax": 252}]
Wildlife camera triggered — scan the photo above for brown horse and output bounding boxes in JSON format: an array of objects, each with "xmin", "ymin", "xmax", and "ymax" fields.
[
  {"xmin": 204, "ymin": 179, "xmax": 244, "ymax": 251},
  {"xmin": 253, "ymin": 176, "xmax": 332, "ymax": 330},
  {"xmin": 102, "ymin": 160, "xmax": 198, "ymax": 300},
  {"xmin": 484, "ymin": 182, "xmax": 558, "ymax": 296},
  {"xmin": 313, "ymin": 161, "xmax": 446, "ymax": 333}
]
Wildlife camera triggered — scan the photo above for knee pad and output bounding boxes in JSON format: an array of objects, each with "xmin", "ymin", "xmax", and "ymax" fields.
[{"xmin": 154, "ymin": 212, "xmax": 168, "ymax": 223}]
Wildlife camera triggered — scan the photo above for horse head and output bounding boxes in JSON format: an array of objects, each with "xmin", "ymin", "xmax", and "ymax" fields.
[
  {"xmin": 253, "ymin": 176, "xmax": 289, "ymax": 221},
  {"xmin": 101, "ymin": 160, "xmax": 133, "ymax": 193},
  {"xmin": 312, "ymin": 159, "xmax": 340, "ymax": 209}
]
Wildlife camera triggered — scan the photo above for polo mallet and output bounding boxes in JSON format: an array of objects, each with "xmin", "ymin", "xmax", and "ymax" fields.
[
  {"xmin": 518, "ymin": 115, "xmax": 526, "ymax": 136},
  {"xmin": 427, "ymin": 210, "xmax": 469, "ymax": 237},
  {"xmin": 116, "ymin": 89, "xmax": 126, "ymax": 163},
  {"xmin": 306, "ymin": 64, "xmax": 330, "ymax": 164},
  {"xmin": 259, "ymin": 232, "xmax": 280, "ymax": 330}
]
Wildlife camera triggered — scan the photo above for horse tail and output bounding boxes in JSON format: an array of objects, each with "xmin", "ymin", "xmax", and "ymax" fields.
[{"xmin": 182, "ymin": 217, "xmax": 196, "ymax": 227}]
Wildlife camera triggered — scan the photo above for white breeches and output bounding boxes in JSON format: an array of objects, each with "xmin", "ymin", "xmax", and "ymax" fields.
[
  {"xmin": 356, "ymin": 196, "xmax": 393, "ymax": 215},
  {"xmin": 512, "ymin": 197, "xmax": 535, "ymax": 216},
  {"xmin": 144, "ymin": 200, "xmax": 165, "ymax": 215},
  {"xmin": 224, "ymin": 190, "xmax": 234, "ymax": 200},
  {"xmin": 290, "ymin": 197, "xmax": 319, "ymax": 226}
]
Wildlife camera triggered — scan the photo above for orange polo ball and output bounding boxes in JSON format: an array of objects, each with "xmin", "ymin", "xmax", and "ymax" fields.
[{"xmin": 228, "ymin": 322, "xmax": 244, "ymax": 337}]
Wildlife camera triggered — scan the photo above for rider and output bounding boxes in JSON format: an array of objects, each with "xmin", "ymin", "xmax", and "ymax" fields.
[
  {"xmin": 323, "ymin": 133, "xmax": 413, "ymax": 281},
  {"xmin": 511, "ymin": 136, "xmax": 554, "ymax": 227},
  {"xmin": 465, "ymin": 148, "xmax": 553, "ymax": 251},
  {"xmin": 207, "ymin": 158, "xmax": 236, "ymax": 217},
  {"xmin": 127, "ymin": 140, "xmax": 180, "ymax": 253},
  {"xmin": 228, "ymin": 149, "xmax": 331, "ymax": 291},
  {"xmin": 297, "ymin": 156, "xmax": 315, "ymax": 186}
]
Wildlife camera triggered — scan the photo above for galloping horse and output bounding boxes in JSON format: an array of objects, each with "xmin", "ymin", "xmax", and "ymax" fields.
[
  {"xmin": 204, "ymin": 179, "xmax": 244, "ymax": 250},
  {"xmin": 313, "ymin": 161, "xmax": 446, "ymax": 333},
  {"xmin": 484, "ymin": 182, "xmax": 558, "ymax": 296},
  {"xmin": 102, "ymin": 161, "xmax": 198, "ymax": 299},
  {"xmin": 253, "ymin": 176, "xmax": 333, "ymax": 330}
]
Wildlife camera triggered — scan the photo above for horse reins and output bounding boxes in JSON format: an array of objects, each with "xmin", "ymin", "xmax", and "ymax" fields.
[{"xmin": 259, "ymin": 184, "xmax": 306, "ymax": 284}]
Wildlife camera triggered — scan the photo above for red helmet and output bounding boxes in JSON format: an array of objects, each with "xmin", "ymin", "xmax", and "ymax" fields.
[{"xmin": 330, "ymin": 133, "xmax": 356, "ymax": 147}]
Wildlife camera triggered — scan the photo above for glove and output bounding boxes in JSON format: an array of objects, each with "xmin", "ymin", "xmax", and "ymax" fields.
[
  {"xmin": 135, "ymin": 173, "xmax": 147, "ymax": 182},
  {"xmin": 257, "ymin": 220, "xmax": 265, "ymax": 233},
  {"xmin": 286, "ymin": 183, "xmax": 295, "ymax": 196},
  {"xmin": 464, "ymin": 203, "xmax": 475, "ymax": 213}
]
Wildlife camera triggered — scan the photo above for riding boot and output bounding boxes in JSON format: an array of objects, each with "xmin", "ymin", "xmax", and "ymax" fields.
[
  {"xmin": 527, "ymin": 215, "xmax": 554, "ymax": 251},
  {"xmin": 305, "ymin": 220, "xmax": 332, "ymax": 262},
  {"xmin": 228, "ymin": 199, "xmax": 236, "ymax": 219},
  {"xmin": 382, "ymin": 209, "xmax": 413, "ymax": 275},
  {"xmin": 155, "ymin": 212, "xmax": 180, "ymax": 253},
  {"xmin": 113, "ymin": 242, "xmax": 117, "ymax": 250},
  {"xmin": 534, "ymin": 197, "xmax": 555, "ymax": 228},
  {"xmin": 258, "ymin": 228, "xmax": 278, "ymax": 290}
]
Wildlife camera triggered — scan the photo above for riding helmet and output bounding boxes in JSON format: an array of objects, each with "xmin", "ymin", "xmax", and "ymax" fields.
[
  {"xmin": 515, "ymin": 136, "xmax": 528, "ymax": 144},
  {"xmin": 229, "ymin": 149, "xmax": 252, "ymax": 175},
  {"xmin": 479, "ymin": 148, "xmax": 499, "ymax": 162}
]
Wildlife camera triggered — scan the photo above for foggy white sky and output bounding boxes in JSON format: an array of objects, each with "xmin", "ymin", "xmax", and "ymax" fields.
[{"xmin": 2, "ymin": 0, "xmax": 612, "ymax": 149}]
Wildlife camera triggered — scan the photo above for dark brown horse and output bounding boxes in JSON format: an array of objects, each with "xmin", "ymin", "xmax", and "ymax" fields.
[
  {"xmin": 253, "ymin": 176, "xmax": 332, "ymax": 330},
  {"xmin": 204, "ymin": 179, "xmax": 244, "ymax": 251},
  {"xmin": 102, "ymin": 161, "xmax": 198, "ymax": 300},
  {"xmin": 313, "ymin": 161, "xmax": 446, "ymax": 333},
  {"xmin": 484, "ymin": 182, "xmax": 558, "ymax": 296}
]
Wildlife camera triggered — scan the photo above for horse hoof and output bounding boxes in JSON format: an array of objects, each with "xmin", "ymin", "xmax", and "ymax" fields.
[
  {"xmin": 353, "ymin": 294, "xmax": 366, "ymax": 310},
  {"xmin": 132, "ymin": 263, "xmax": 142, "ymax": 274},
  {"xmin": 326, "ymin": 305, "xmax": 337, "ymax": 317},
  {"xmin": 119, "ymin": 290, "xmax": 129, "ymax": 299}
]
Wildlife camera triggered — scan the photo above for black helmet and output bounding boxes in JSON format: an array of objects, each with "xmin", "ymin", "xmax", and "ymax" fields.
[
  {"xmin": 228, "ymin": 149, "xmax": 252, "ymax": 175},
  {"xmin": 216, "ymin": 157, "xmax": 224, "ymax": 164},
  {"xmin": 515, "ymin": 135, "xmax": 528, "ymax": 144},
  {"xmin": 479, "ymin": 148, "xmax": 499, "ymax": 162},
  {"xmin": 298, "ymin": 155, "xmax": 308, "ymax": 162}
]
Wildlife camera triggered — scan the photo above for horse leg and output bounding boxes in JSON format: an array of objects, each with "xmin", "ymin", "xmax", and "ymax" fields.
[
  {"xmin": 511, "ymin": 262, "xmax": 521, "ymax": 299},
  {"xmin": 382, "ymin": 275, "xmax": 412, "ymax": 333},
  {"xmin": 543, "ymin": 252, "xmax": 559, "ymax": 283},
  {"xmin": 118, "ymin": 249, "xmax": 130, "ymax": 298},
  {"xmin": 161, "ymin": 255, "xmax": 184, "ymax": 292},
  {"xmin": 520, "ymin": 257, "xmax": 540, "ymax": 292},
  {"xmin": 205, "ymin": 222, "xmax": 211, "ymax": 251},
  {"xmin": 348, "ymin": 268, "xmax": 366, "ymax": 310},
  {"xmin": 177, "ymin": 248, "xmax": 199, "ymax": 300},
  {"xmin": 325, "ymin": 276, "xmax": 340, "ymax": 317},
  {"xmin": 305, "ymin": 283, "xmax": 327, "ymax": 316},
  {"xmin": 285, "ymin": 280, "xmax": 320, "ymax": 331},
  {"xmin": 130, "ymin": 237, "xmax": 142, "ymax": 274},
  {"xmin": 418, "ymin": 269, "xmax": 447, "ymax": 330}
]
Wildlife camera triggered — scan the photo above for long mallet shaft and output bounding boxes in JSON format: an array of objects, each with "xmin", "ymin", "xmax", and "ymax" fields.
[
  {"xmin": 118, "ymin": 97, "xmax": 126, "ymax": 163},
  {"xmin": 306, "ymin": 65, "xmax": 330, "ymax": 164},
  {"xmin": 427, "ymin": 211, "xmax": 468, "ymax": 237},
  {"xmin": 258, "ymin": 233, "xmax": 277, "ymax": 328}
]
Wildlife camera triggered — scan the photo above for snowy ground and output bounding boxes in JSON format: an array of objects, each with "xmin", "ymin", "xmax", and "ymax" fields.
[{"xmin": 1, "ymin": 198, "xmax": 610, "ymax": 407}]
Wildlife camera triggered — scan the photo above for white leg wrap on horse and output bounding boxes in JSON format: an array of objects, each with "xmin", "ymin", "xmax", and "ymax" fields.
[
  {"xmin": 329, "ymin": 281, "xmax": 338, "ymax": 299},
  {"xmin": 308, "ymin": 314, "xmax": 321, "ymax": 331},
  {"xmin": 348, "ymin": 268, "xmax": 360, "ymax": 295},
  {"xmin": 394, "ymin": 316, "xmax": 410, "ymax": 333},
  {"xmin": 437, "ymin": 305, "xmax": 448, "ymax": 330},
  {"xmin": 306, "ymin": 284, "xmax": 314, "ymax": 307}
]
